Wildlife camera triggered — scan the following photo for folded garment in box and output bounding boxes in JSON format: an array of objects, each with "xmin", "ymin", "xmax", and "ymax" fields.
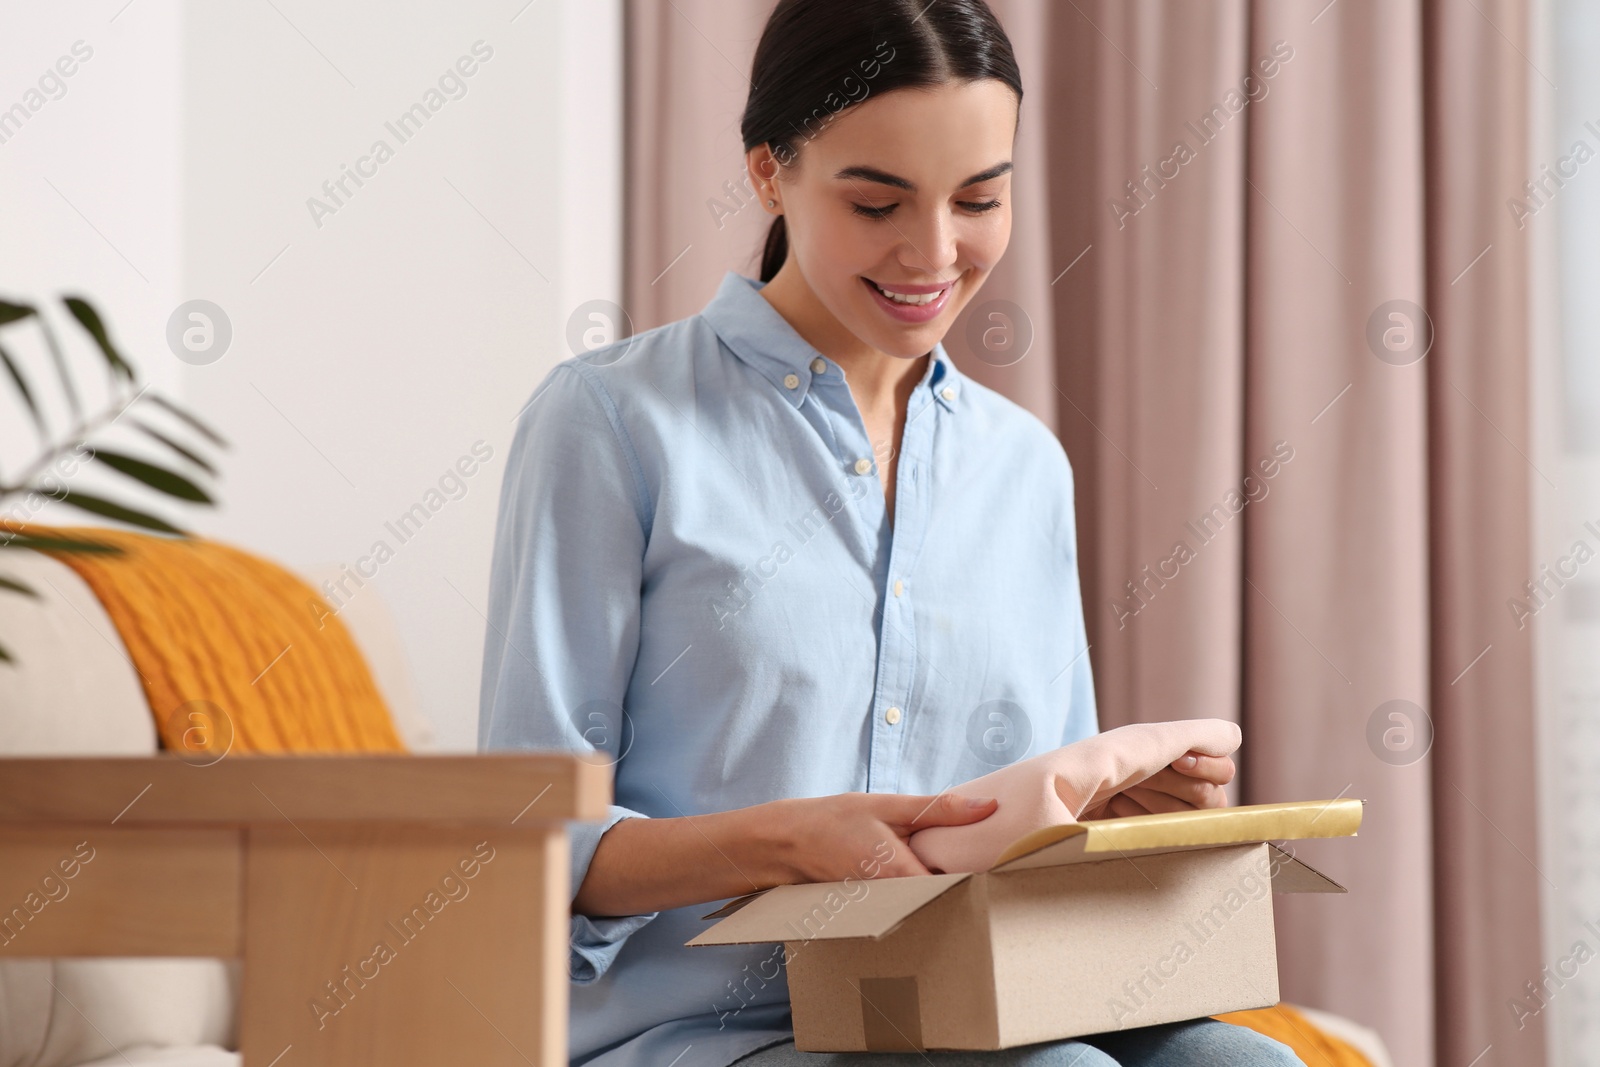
[
  {"xmin": 909, "ymin": 718, "xmax": 1243, "ymax": 874},
  {"xmin": 687, "ymin": 799, "xmax": 1363, "ymax": 1052}
]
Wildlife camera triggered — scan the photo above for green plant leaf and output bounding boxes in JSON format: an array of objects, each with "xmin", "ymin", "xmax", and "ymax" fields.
[
  {"xmin": 0, "ymin": 532, "xmax": 123, "ymax": 555},
  {"xmin": 32, "ymin": 314, "xmax": 81, "ymax": 421},
  {"xmin": 129, "ymin": 417, "xmax": 219, "ymax": 477},
  {"xmin": 0, "ymin": 573, "xmax": 38, "ymax": 598},
  {"xmin": 62, "ymin": 296, "xmax": 136, "ymax": 383},
  {"xmin": 147, "ymin": 392, "xmax": 228, "ymax": 448},
  {"xmin": 32, "ymin": 484, "xmax": 187, "ymax": 535},
  {"xmin": 86, "ymin": 446, "xmax": 213, "ymax": 503},
  {"xmin": 0, "ymin": 300, "xmax": 35, "ymax": 327},
  {"xmin": 0, "ymin": 339, "xmax": 46, "ymax": 441}
]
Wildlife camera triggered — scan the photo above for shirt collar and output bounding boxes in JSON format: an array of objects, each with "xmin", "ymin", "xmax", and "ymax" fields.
[{"xmin": 700, "ymin": 270, "xmax": 962, "ymax": 414}]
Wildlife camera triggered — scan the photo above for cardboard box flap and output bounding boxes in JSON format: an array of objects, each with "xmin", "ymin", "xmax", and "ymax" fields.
[
  {"xmin": 990, "ymin": 798, "xmax": 1363, "ymax": 873},
  {"xmin": 687, "ymin": 872, "xmax": 972, "ymax": 947},
  {"xmin": 1267, "ymin": 843, "xmax": 1347, "ymax": 894},
  {"xmin": 699, "ymin": 890, "xmax": 768, "ymax": 920}
]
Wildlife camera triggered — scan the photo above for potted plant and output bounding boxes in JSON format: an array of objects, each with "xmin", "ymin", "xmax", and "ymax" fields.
[{"xmin": 0, "ymin": 294, "xmax": 228, "ymax": 662}]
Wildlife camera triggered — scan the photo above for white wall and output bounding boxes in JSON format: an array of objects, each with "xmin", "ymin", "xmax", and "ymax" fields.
[
  {"xmin": 1538, "ymin": 1, "xmax": 1600, "ymax": 1062},
  {"xmin": 0, "ymin": 1, "xmax": 184, "ymax": 438},
  {"xmin": 0, "ymin": 0, "xmax": 624, "ymax": 750}
]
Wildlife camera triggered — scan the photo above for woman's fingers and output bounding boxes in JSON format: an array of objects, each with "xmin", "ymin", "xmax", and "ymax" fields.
[
  {"xmin": 787, "ymin": 795, "xmax": 949, "ymax": 882},
  {"xmin": 1170, "ymin": 752, "xmax": 1236, "ymax": 786},
  {"xmin": 889, "ymin": 789, "xmax": 999, "ymax": 831},
  {"xmin": 1121, "ymin": 783, "xmax": 1204, "ymax": 814},
  {"xmin": 1095, "ymin": 772, "xmax": 1227, "ymax": 821},
  {"xmin": 1130, "ymin": 767, "xmax": 1229, "ymax": 809},
  {"xmin": 1118, "ymin": 786, "xmax": 1189, "ymax": 814},
  {"xmin": 873, "ymin": 837, "xmax": 937, "ymax": 878},
  {"xmin": 872, "ymin": 792, "xmax": 1002, "ymax": 877},
  {"xmin": 1089, "ymin": 721, "xmax": 1238, "ymax": 802}
]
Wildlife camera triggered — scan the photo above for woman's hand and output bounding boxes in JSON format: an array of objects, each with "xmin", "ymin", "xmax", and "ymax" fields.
[
  {"xmin": 574, "ymin": 789, "xmax": 998, "ymax": 918},
  {"xmin": 766, "ymin": 790, "xmax": 1000, "ymax": 884},
  {"xmin": 1080, "ymin": 751, "xmax": 1235, "ymax": 820}
]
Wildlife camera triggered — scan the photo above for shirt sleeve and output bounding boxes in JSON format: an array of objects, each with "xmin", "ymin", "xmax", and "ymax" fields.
[{"xmin": 477, "ymin": 361, "xmax": 658, "ymax": 985}]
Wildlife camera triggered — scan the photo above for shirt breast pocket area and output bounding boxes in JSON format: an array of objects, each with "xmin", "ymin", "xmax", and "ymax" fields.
[
  {"xmin": 912, "ymin": 557, "xmax": 1080, "ymax": 701},
  {"xmin": 653, "ymin": 483, "xmax": 865, "ymax": 635},
  {"xmin": 699, "ymin": 539, "xmax": 802, "ymax": 635},
  {"xmin": 640, "ymin": 517, "xmax": 851, "ymax": 650}
]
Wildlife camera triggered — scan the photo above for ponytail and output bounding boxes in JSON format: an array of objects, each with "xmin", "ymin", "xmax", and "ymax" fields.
[{"xmin": 760, "ymin": 216, "xmax": 788, "ymax": 283}]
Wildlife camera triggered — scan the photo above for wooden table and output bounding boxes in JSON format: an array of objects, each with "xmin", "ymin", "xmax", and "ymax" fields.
[{"xmin": 0, "ymin": 753, "xmax": 611, "ymax": 1066}]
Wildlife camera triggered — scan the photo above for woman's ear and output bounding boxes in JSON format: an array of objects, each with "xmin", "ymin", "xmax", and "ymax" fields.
[{"xmin": 747, "ymin": 145, "xmax": 783, "ymax": 213}]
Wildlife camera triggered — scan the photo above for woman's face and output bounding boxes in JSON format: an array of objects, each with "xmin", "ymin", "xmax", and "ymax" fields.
[{"xmin": 752, "ymin": 79, "xmax": 1018, "ymax": 361}]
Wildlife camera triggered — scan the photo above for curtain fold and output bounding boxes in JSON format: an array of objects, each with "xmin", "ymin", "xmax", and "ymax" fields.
[
  {"xmin": 624, "ymin": 0, "xmax": 777, "ymax": 328},
  {"xmin": 1423, "ymin": 0, "xmax": 1546, "ymax": 1063},
  {"xmin": 1039, "ymin": 3, "xmax": 1439, "ymax": 1061},
  {"xmin": 623, "ymin": 2, "xmax": 1547, "ymax": 1062},
  {"xmin": 1237, "ymin": 4, "xmax": 1436, "ymax": 1064}
]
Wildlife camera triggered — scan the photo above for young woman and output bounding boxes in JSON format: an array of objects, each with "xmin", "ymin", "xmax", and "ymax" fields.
[{"xmin": 480, "ymin": 1, "xmax": 1302, "ymax": 1065}]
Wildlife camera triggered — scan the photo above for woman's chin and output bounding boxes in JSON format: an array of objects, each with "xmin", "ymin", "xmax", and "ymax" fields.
[
  {"xmin": 871, "ymin": 333, "xmax": 944, "ymax": 360},
  {"xmin": 853, "ymin": 308, "xmax": 948, "ymax": 357}
]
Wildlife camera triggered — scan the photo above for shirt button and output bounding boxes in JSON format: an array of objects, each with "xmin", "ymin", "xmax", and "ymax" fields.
[
  {"xmin": 885, "ymin": 706, "xmax": 902, "ymax": 725},
  {"xmin": 810, "ymin": 357, "xmax": 826, "ymax": 374},
  {"xmin": 941, "ymin": 387, "xmax": 957, "ymax": 401},
  {"xmin": 854, "ymin": 458, "xmax": 872, "ymax": 475},
  {"xmin": 893, "ymin": 579, "xmax": 904, "ymax": 597},
  {"xmin": 784, "ymin": 373, "xmax": 800, "ymax": 389}
]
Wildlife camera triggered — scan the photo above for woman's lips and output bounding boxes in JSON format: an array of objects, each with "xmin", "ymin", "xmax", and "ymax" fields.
[{"xmin": 862, "ymin": 276, "xmax": 954, "ymax": 324}]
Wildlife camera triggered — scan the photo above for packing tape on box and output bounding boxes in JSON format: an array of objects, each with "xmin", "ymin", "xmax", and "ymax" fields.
[{"xmin": 859, "ymin": 976, "xmax": 924, "ymax": 1051}]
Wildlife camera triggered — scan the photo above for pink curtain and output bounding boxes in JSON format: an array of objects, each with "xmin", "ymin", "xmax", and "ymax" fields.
[
  {"xmin": 1422, "ymin": 1, "xmax": 1543, "ymax": 1064},
  {"xmin": 623, "ymin": 2, "xmax": 1545, "ymax": 1063}
]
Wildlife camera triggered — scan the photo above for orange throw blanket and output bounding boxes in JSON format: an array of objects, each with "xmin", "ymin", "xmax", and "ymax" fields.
[
  {"xmin": 1216, "ymin": 1003, "xmax": 1374, "ymax": 1066},
  {"xmin": 4, "ymin": 522, "xmax": 404, "ymax": 756}
]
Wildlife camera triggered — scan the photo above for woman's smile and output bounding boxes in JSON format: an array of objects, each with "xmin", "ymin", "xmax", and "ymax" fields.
[{"xmin": 861, "ymin": 273, "xmax": 958, "ymax": 324}]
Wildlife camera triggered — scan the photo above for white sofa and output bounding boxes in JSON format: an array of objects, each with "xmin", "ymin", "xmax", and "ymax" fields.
[{"xmin": 0, "ymin": 549, "xmax": 1394, "ymax": 1067}]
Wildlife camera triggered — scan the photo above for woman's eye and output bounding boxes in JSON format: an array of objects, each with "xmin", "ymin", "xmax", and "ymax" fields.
[
  {"xmin": 852, "ymin": 203, "xmax": 895, "ymax": 219},
  {"xmin": 851, "ymin": 199, "xmax": 1004, "ymax": 220}
]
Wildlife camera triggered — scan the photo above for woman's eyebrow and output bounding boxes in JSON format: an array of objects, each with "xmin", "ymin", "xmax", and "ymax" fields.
[{"xmin": 834, "ymin": 161, "xmax": 1013, "ymax": 193}]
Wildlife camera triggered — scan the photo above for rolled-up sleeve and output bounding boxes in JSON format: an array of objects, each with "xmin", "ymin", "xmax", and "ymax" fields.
[{"xmin": 477, "ymin": 361, "xmax": 658, "ymax": 984}]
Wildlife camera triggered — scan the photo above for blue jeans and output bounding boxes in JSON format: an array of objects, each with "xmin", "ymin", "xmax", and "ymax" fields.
[{"xmin": 731, "ymin": 1019, "xmax": 1306, "ymax": 1066}]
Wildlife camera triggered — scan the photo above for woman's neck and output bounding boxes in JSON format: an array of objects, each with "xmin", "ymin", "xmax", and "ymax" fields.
[{"xmin": 759, "ymin": 265, "xmax": 929, "ymax": 416}]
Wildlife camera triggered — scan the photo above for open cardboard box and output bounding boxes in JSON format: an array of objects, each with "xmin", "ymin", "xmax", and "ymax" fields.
[{"xmin": 687, "ymin": 798, "xmax": 1363, "ymax": 1051}]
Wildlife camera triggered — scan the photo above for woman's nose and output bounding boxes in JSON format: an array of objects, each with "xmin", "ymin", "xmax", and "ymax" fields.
[{"xmin": 897, "ymin": 208, "xmax": 960, "ymax": 276}]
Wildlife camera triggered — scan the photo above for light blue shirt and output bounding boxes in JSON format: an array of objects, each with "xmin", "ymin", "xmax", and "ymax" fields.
[{"xmin": 478, "ymin": 270, "xmax": 1098, "ymax": 1067}]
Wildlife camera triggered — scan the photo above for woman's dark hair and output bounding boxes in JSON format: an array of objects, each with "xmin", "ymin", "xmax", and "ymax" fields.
[{"xmin": 742, "ymin": 0, "xmax": 1022, "ymax": 282}]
